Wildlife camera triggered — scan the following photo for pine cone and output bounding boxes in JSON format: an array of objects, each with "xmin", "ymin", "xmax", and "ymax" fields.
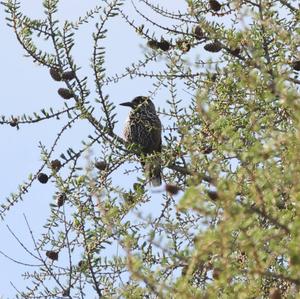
[
  {"xmin": 212, "ymin": 268, "xmax": 220, "ymax": 279},
  {"xmin": 204, "ymin": 41, "xmax": 222, "ymax": 52},
  {"xmin": 58, "ymin": 88, "xmax": 74, "ymax": 99},
  {"xmin": 95, "ymin": 161, "xmax": 108, "ymax": 170},
  {"xmin": 166, "ymin": 184, "xmax": 180, "ymax": 195},
  {"xmin": 269, "ymin": 289, "xmax": 281, "ymax": 299},
  {"xmin": 62, "ymin": 289, "xmax": 70, "ymax": 297},
  {"xmin": 56, "ymin": 193, "xmax": 66, "ymax": 207},
  {"xmin": 61, "ymin": 71, "xmax": 76, "ymax": 80},
  {"xmin": 49, "ymin": 67, "xmax": 62, "ymax": 81},
  {"xmin": 193, "ymin": 25, "xmax": 204, "ymax": 40},
  {"xmin": 147, "ymin": 40, "xmax": 160, "ymax": 50},
  {"xmin": 46, "ymin": 250, "xmax": 59, "ymax": 261},
  {"xmin": 51, "ymin": 159, "xmax": 62, "ymax": 171},
  {"xmin": 209, "ymin": 0, "xmax": 221, "ymax": 12},
  {"xmin": 38, "ymin": 173, "xmax": 49, "ymax": 184},
  {"xmin": 9, "ymin": 118, "xmax": 18, "ymax": 127},
  {"xmin": 158, "ymin": 39, "xmax": 171, "ymax": 51},
  {"xmin": 229, "ymin": 47, "xmax": 241, "ymax": 56},
  {"xmin": 207, "ymin": 190, "xmax": 218, "ymax": 200},
  {"xmin": 292, "ymin": 60, "xmax": 300, "ymax": 71}
]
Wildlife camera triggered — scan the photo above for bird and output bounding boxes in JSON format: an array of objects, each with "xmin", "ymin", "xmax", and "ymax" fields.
[{"xmin": 120, "ymin": 96, "xmax": 162, "ymax": 186}]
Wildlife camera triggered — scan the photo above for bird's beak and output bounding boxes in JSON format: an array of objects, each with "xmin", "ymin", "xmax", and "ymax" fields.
[{"xmin": 120, "ymin": 102, "xmax": 133, "ymax": 107}]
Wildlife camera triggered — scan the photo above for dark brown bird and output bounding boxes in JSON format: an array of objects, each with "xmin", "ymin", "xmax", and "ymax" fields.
[{"xmin": 120, "ymin": 96, "xmax": 162, "ymax": 186}]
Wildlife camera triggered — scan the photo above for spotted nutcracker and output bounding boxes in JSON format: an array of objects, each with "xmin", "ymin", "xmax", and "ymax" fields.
[{"xmin": 120, "ymin": 96, "xmax": 162, "ymax": 186}]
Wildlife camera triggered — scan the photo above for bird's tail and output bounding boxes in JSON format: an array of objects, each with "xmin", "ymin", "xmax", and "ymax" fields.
[{"xmin": 143, "ymin": 156, "xmax": 162, "ymax": 187}]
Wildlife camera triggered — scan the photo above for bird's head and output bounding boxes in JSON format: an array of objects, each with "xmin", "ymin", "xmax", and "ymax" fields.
[{"xmin": 120, "ymin": 96, "xmax": 156, "ymax": 112}]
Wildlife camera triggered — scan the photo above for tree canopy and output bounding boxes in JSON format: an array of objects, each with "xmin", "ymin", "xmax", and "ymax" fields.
[{"xmin": 1, "ymin": 0, "xmax": 300, "ymax": 298}]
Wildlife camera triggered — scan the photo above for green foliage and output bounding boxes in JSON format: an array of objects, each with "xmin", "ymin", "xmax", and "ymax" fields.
[{"xmin": 1, "ymin": 0, "xmax": 300, "ymax": 298}]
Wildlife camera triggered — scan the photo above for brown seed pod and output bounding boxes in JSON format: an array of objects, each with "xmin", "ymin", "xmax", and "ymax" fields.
[
  {"xmin": 207, "ymin": 190, "xmax": 218, "ymax": 200},
  {"xmin": 38, "ymin": 173, "xmax": 49, "ymax": 184},
  {"xmin": 292, "ymin": 60, "xmax": 300, "ymax": 71},
  {"xmin": 78, "ymin": 260, "xmax": 84, "ymax": 267},
  {"xmin": 193, "ymin": 25, "xmax": 204, "ymax": 40},
  {"xmin": 46, "ymin": 250, "xmax": 59, "ymax": 261},
  {"xmin": 61, "ymin": 71, "xmax": 76, "ymax": 81},
  {"xmin": 147, "ymin": 40, "xmax": 160, "ymax": 50},
  {"xmin": 202, "ymin": 145, "xmax": 213, "ymax": 154},
  {"xmin": 204, "ymin": 41, "xmax": 222, "ymax": 52},
  {"xmin": 165, "ymin": 184, "xmax": 180, "ymax": 195},
  {"xmin": 58, "ymin": 88, "xmax": 74, "ymax": 99},
  {"xmin": 209, "ymin": 0, "xmax": 221, "ymax": 12},
  {"xmin": 49, "ymin": 67, "xmax": 62, "ymax": 81},
  {"xmin": 62, "ymin": 289, "xmax": 70, "ymax": 297},
  {"xmin": 9, "ymin": 118, "xmax": 18, "ymax": 127},
  {"xmin": 158, "ymin": 39, "xmax": 171, "ymax": 51},
  {"xmin": 230, "ymin": 47, "xmax": 241, "ymax": 56},
  {"xmin": 56, "ymin": 193, "xmax": 66, "ymax": 207},
  {"xmin": 212, "ymin": 268, "xmax": 220, "ymax": 279},
  {"xmin": 51, "ymin": 159, "xmax": 62, "ymax": 171},
  {"xmin": 270, "ymin": 288, "xmax": 281, "ymax": 299},
  {"xmin": 95, "ymin": 161, "xmax": 107, "ymax": 171}
]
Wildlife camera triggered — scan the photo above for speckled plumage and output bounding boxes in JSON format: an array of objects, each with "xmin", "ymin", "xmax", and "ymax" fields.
[{"xmin": 121, "ymin": 96, "xmax": 162, "ymax": 186}]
